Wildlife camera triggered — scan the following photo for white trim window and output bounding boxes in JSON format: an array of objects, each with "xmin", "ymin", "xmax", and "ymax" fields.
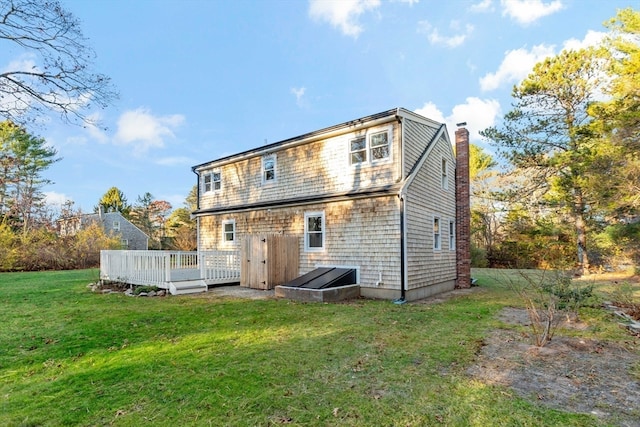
[
  {"xmin": 441, "ymin": 158, "xmax": 449, "ymax": 190},
  {"xmin": 203, "ymin": 171, "xmax": 221, "ymax": 193},
  {"xmin": 349, "ymin": 136, "xmax": 367, "ymax": 164},
  {"xmin": 433, "ymin": 216, "xmax": 441, "ymax": 250},
  {"xmin": 449, "ymin": 220, "xmax": 455, "ymax": 251},
  {"xmin": 349, "ymin": 128, "xmax": 391, "ymax": 165},
  {"xmin": 120, "ymin": 239, "xmax": 129, "ymax": 249},
  {"xmin": 262, "ymin": 154, "xmax": 277, "ymax": 184},
  {"xmin": 113, "ymin": 220, "xmax": 120, "ymax": 232},
  {"xmin": 222, "ymin": 219, "xmax": 236, "ymax": 244},
  {"xmin": 370, "ymin": 130, "xmax": 390, "ymax": 162},
  {"xmin": 304, "ymin": 211, "xmax": 325, "ymax": 252}
]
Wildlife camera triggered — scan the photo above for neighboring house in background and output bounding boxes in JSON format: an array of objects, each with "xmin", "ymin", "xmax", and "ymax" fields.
[
  {"xmin": 191, "ymin": 108, "xmax": 471, "ymax": 301},
  {"xmin": 58, "ymin": 209, "xmax": 149, "ymax": 250}
]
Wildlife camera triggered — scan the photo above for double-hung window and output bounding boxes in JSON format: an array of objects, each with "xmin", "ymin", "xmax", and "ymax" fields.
[
  {"xmin": 441, "ymin": 158, "xmax": 448, "ymax": 190},
  {"xmin": 433, "ymin": 217, "xmax": 441, "ymax": 250},
  {"xmin": 222, "ymin": 219, "xmax": 236, "ymax": 244},
  {"xmin": 262, "ymin": 154, "xmax": 276, "ymax": 184},
  {"xmin": 304, "ymin": 211, "xmax": 325, "ymax": 252},
  {"xmin": 113, "ymin": 220, "xmax": 120, "ymax": 232},
  {"xmin": 349, "ymin": 129, "xmax": 390, "ymax": 165},
  {"xmin": 350, "ymin": 136, "xmax": 367, "ymax": 164},
  {"xmin": 449, "ymin": 220, "xmax": 455, "ymax": 250},
  {"xmin": 370, "ymin": 131, "xmax": 389, "ymax": 161}
]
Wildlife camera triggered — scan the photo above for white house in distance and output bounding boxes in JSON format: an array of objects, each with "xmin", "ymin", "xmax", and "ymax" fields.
[{"xmin": 191, "ymin": 108, "xmax": 471, "ymax": 301}]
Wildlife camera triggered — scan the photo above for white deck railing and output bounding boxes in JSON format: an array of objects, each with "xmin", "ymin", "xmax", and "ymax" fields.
[{"xmin": 100, "ymin": 250, "xmax": 241, "ymax": 288}]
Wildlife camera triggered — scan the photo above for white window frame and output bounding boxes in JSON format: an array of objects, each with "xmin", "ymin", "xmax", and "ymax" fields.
[
  {"xmin": 349, "ymin": 135, "xmax": 367, "ymax": 165},
  {"xmin": 203, "ymin": 170, "xmax": 221, "ymax": 193},
  {"xmin": 369, "ymin": 130, "xmax": 390, "ymax": 163},
  {"xmin": 262, "ymin": 154, "xmax": 277, "ymax": 185},
  {"xmin": 222, "ymin": 219, "xmax": 236, "ymax": 245},
  {"xmin": 304, "ymin": 211, "xmax": 325, "ymax": 252},
  {"xmin": 120, "ymin": 239, "xmax": 128, "ymax": 249},
  {"xmin": 113, "ymin": 220, "xmax": 120, "ymax": 232},
  {"xmin": 433, "ymin": 216, "xmax": 441, "ymax": 251},
  {"xmin": 449, "ymin": 220, "xmax": 455, "ymax": 251},
  {"xmin": 349, "ymin": 127, "xmax": 392, "ymax": 166},
  {"xmin": 441, "ymin": 157, "xmax": 449, "ymax": 190}
]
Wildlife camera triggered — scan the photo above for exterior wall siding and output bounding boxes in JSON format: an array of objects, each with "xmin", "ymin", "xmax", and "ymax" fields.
[
  {"xmin": 403, "ymin": 118, "xmax": 439, "ymax": 177},
  {"xmin": 199, "ymin": 123, "xmax": 401, "ymax": 210},
  {"xmin": 404, "ymin": 120, "xmax": 456, "ymax": 292},
  {"xmin": 198, "ymin": 196, "xmax": 402, "ymax": 293}
]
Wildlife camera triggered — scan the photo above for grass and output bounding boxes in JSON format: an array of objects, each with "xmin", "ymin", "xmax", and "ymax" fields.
[{"xmin": 0, "ymin": 269, "xmax": 634, "ymax": 426}]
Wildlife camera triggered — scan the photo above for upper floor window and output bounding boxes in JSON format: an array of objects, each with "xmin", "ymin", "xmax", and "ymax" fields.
[
  {"xmin": 262, "ymin": 154, "xmax": 276, "ymax": 184},
  {"xmin": 441, "ymin": 158, "xmax": 448, "ymax": 190},
  {"xmin": 433, "ymin": 216, "xmax": 441, "ymax": 250},
  {"xmin": 113, "ymin": 220, "xmax": 120, "ymax": 232},
  {"xmin": 350, "ymin": 136, "xmax": 367, "ymax": 164},
  {"xmin": 304, "ymin": 211, "xmax": 325, "ymax": 252},
  {"xmin": 349, "ymin": 129, "xmax": 391, "ymax": 165},
  {"xmin": 222, "ymin": 219, "xmax": 236, "ymax": 244},
  {"xmin": 370, "ymin": 131, "xmax": 389, "ymax": 161},
  {"xmin": 203, "ymin": 171, "xmax": 221, "ymax": 193}
]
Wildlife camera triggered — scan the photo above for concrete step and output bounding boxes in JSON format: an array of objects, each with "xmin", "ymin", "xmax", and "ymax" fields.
[{"xmin": 169, "ymin": 279, "xmax": 208, "ymax": 295}]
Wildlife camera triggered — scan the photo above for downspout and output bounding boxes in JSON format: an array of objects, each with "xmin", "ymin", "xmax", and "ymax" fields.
[
  {"xmin": 191, "ymin": 168, "xmax": 201, "ymax": 252},
  {"xmin": 395, "ymin": 193, "xmax": 407, "ymax": 304},
  {"xmin": 395, "ymin": 111, "xmax": 407, "ymax": 304}
]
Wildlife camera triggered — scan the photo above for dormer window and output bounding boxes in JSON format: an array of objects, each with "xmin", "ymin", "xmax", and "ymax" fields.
[{"xmin": 262, "ymin": 154, "xmax": 276, "ymax": 184}]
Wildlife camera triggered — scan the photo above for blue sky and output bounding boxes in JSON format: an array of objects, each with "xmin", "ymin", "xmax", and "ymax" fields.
[{"xmin": 2, "ymin": 0, "xmax": 636, "ymax": 213}]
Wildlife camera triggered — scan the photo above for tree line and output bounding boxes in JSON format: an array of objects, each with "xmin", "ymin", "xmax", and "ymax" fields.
[{"xmin": 472, "ymin": 8, "xmax": 639, "ymax": 274}]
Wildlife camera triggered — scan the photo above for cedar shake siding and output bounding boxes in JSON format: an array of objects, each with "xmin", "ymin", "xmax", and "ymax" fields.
[{"xmin": 192, "ymin": 108, "xmax": 468, "ymax": 301}]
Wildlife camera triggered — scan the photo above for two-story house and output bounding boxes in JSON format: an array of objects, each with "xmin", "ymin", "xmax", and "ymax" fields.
[{"xmin": 191, "ymin": 108, "xmax": 470, "ymax": 301}]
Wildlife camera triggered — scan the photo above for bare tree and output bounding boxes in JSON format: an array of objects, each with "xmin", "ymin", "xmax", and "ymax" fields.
[{"xmin": 0, "ymin": 0, "xmax": 117, "ymax": 127}]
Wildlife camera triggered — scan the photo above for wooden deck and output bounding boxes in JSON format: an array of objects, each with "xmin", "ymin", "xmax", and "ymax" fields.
[{"xmin": 100, "ymin": 250, "xmax": 241, "ymax": 294}]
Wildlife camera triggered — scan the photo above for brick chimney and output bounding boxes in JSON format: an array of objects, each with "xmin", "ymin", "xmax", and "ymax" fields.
[{"xmin": 455, "ymin": 123, "xmax": 471, "ymax": 289}]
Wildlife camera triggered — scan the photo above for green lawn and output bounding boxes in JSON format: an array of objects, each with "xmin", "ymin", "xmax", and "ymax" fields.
[{"xmin": 0, "ymin": 269, "xmax": 631, "ymax": 426}]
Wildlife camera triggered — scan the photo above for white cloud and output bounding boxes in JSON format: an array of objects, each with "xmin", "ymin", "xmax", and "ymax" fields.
[
  {"xmin": 393, "ymin": 0, "xmax": 419, "ymax": 4},
  {"xmin": 291, "ymin": 87, "xmax": 307, "ymax": 107},
  {"xmin": 470, "ymin": 0, "xmax": 493, "ymax": 12},
  {"xmin": 415, "ymin": 98, "xmax": 501, "ymax": 143},
  {"xmin": 84, "ymin": 112, "xmax": 109, "ymax": 144},
  {"xmin": 418, "ymin": 20, "xmax": 474, "ymax": 48},
  {"xmin": 414, "ymin": 102, "xmax": 446, "ymax": 124},
  {"xmin": 114, "ymin": 108, "xmax": 185, "ymax": 154},
  {"xmin": 563, "ymin": 30, "xmax": 606, "ymax": 51},
  {"xmin": 309, "ymin": 0, "xmax": 381, "ymax": 38},
  {"xmin": 479, "ymin": 44, "xmax": 555, "ymax": 91},
  {"xmin": 3, "ymin": 53, "xmax": 38, "ymax": 73},
  {"xmin": 501, "ymin": 0, "xmax": 564, "ymax": 25},
  {"xmin": 44, "ymin": 191, "xmax": 72, "ymax": 207}
]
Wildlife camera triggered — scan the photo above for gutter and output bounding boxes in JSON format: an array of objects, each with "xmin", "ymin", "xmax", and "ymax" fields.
[{"xmin": 192, "ymin": 184, "xmax": 401, "ymax": 217}]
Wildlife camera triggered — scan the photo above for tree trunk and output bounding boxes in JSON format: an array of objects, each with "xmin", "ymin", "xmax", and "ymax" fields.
[{"xmin": 574, "ymin": 189, "xmax": 589, "ymax": 275}]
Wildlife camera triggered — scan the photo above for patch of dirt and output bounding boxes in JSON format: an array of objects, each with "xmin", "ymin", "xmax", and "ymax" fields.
[{"xmin": 468, "ymin": 307, "xmax": 640, "ymax": 426}]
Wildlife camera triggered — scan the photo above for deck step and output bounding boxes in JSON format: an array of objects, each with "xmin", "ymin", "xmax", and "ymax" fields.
[{"xmin": 169, "ymin": 280, "xmax": 208, "ymax": 295}]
